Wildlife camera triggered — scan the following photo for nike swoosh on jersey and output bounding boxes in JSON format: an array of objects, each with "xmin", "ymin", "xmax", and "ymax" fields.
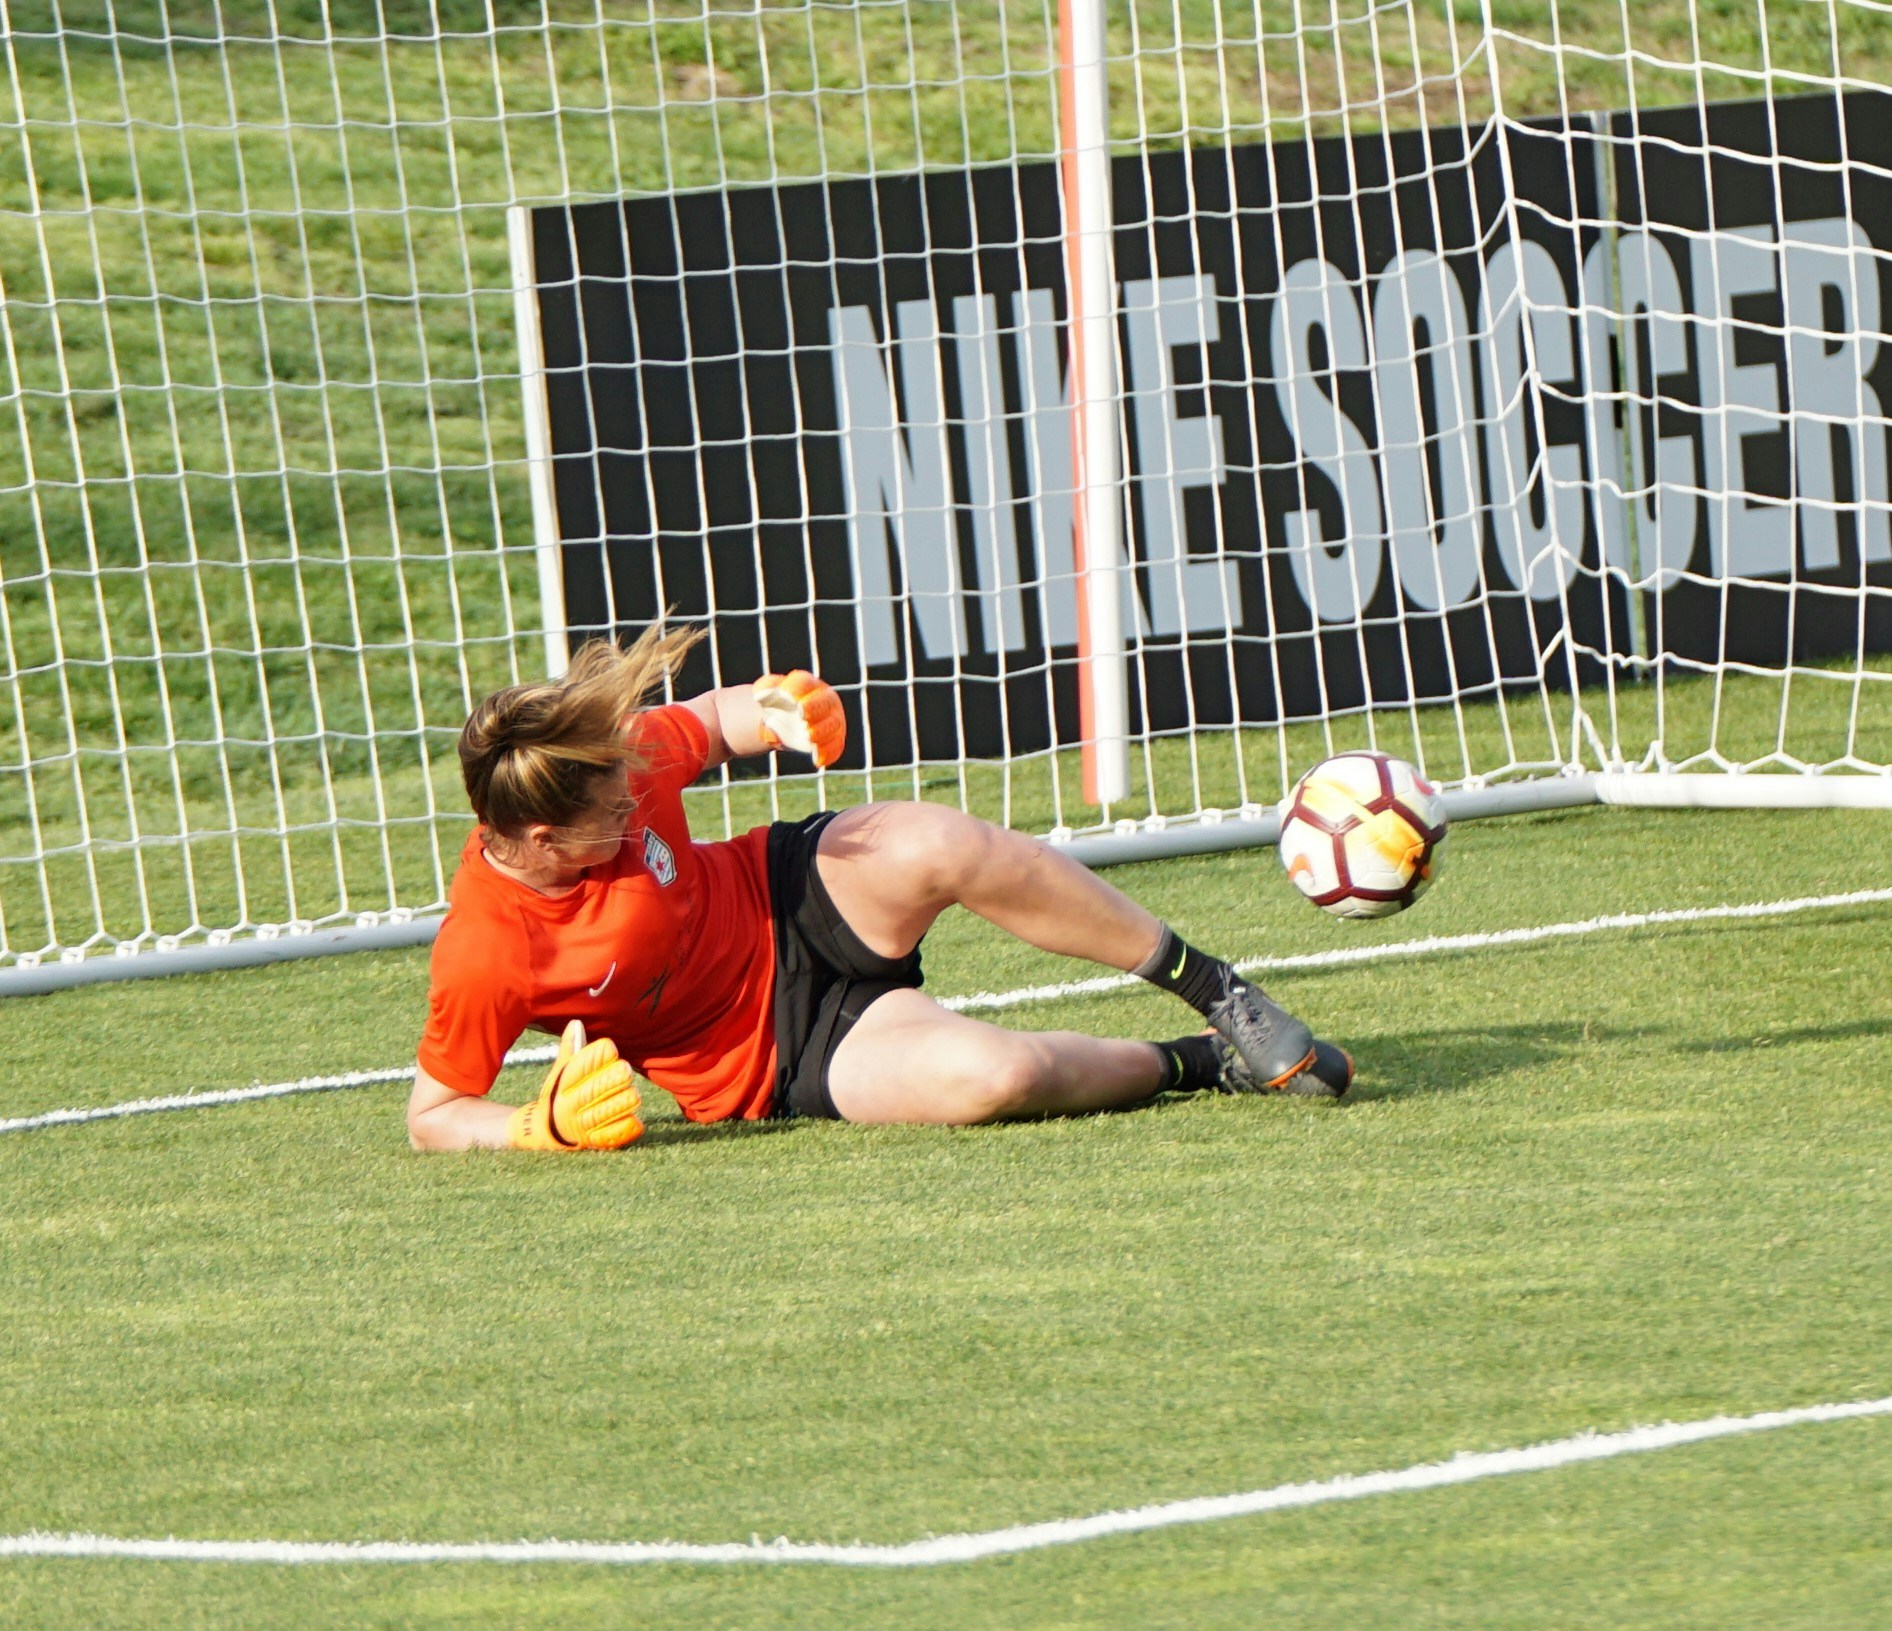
[{"xmin": 587, "ymin": 962, "xmax": 617, "ymax": 998}]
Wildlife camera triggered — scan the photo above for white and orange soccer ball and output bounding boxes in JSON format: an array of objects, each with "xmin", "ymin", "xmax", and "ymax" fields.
[{"xmin": 1276, "ymin": 752, "xmax": 1448, "ymax": 919}]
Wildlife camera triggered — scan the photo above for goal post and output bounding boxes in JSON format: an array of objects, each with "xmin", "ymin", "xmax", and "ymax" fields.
[
  {"xmin": 4, "ymin": 0, "xmax": 1892, "ymax": 996},
  {"xmin": 1061, "ymin": 0, "xmax": 1132, "ymax": 809},
  {"xmin": 506, "ymin": 202, "xmax": 572, "ymax": 686}
]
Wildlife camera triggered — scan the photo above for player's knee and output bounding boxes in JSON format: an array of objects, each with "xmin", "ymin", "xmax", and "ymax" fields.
[
  {"xmin": 959, "ymin": 1037, "xmax": 1053, "ymax": 1123},
  {"xmin": 927, "ymin": 808, "xmax": 1035, "ymax": 900},
  {"xmin": 878, "ymin": 803, "xmax": 1003, "ymax": 900}
]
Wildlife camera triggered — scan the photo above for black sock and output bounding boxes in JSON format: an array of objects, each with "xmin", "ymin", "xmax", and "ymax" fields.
[
  {"xmin": 1135, "ymin": 925, "xmax": 1240, "ymax": 1016},
  {"xmin": 1152, "ymin": 1033, "xmax": 1225, "ymax": 1094}
]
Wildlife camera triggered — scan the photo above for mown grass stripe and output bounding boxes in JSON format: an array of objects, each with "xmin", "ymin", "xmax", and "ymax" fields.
[
  {"xmin": 5, "ymin": 885, "xmax": 1887, "ymax": 1137},
  {"xmin": 3, "ymin": 1396, "xmax": 1886, "ymax": 1568}
]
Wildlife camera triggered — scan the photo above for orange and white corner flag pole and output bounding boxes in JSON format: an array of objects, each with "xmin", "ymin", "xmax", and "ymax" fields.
[{"xmin": 1058, "ymin": 0, "xmax": 1129, "ymax": 808}]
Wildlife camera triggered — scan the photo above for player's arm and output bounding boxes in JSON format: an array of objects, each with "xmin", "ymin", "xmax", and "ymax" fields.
[
  {"xmin": 680, "ymin": 686, "xmax": 772, "ymax": 770},
  {"xmin": 407, "ymin": 1061, "xmax": 513, "ymax": 1151},
  {"xmin": 408, "ymin": 1022, "xmax": 645, "ymax": 1154},
  {"xmin": 680, "ymin": 674, "xmax": 845, "ymax": 771}
]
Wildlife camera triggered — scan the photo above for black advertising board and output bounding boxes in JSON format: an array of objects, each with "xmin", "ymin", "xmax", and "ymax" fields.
[
  {"xmin": 528, "ymin": 92, "xmax": 1891, "ymax": 766},
  {"xmin": 1605, "ymin": 91, "xmax": 1892, "ymax": 668}
]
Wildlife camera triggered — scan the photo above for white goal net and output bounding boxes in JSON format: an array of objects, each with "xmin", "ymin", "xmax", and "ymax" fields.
[{"xmin": 2, "ymin": 0, "xmax": 1890, "ymax": 985}]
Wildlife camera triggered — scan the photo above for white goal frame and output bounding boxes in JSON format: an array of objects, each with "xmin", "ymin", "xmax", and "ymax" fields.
[{"xmin": 3, "ymin": 0, "xmax": 1892, "ymax": 997}]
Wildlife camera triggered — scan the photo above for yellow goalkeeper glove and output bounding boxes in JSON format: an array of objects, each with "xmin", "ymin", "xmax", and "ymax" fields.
[
  {"xmin": 507, "ymin": 1020, "xmax": 644, "ymax": 1152},
  {"xmin": 753, "ymin": 670, "xmax": 846, "ymax": 768}
]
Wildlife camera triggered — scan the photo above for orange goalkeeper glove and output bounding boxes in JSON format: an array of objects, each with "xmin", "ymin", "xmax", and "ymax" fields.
[
  {"xmin": 753, "ymin": 670, "xmax": 845, "ymax": 768},
  {"xmin": 507, "ymin": 1020, "xmax": 644, "ymax": 1152}
]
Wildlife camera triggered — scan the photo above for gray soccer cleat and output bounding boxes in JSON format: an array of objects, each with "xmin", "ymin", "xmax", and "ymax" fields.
[
  {"xmin": 1214, "ymin": 1034, "xmax": 1352, "ymax": 1098},
  {"xmin": 1203, "ymin": 980, "xmax": 1317, "ymax": 1090}
]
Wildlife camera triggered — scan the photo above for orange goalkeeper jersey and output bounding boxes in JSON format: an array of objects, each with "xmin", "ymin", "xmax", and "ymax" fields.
[{"xmin": 417, "ymin": 704, "xmax": 777, "ymax": 1122}]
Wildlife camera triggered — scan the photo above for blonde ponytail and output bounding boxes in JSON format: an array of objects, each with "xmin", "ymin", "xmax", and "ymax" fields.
[{"xmin": 458, "ymin": 624, "xmax": 703, "ymax": 837}]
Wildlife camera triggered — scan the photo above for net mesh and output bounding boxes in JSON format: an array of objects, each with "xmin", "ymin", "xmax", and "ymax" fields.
[{"xmin": 0, "ymin": 0, "xmax": 1889, "ymax": 967}]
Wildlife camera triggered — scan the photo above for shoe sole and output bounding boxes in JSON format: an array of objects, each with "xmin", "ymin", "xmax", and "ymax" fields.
[
  {"xmin": 1257, "ymin": 1045, "xmax": 1318, "ymax": 1090},
  {"xmin": 1278, "ymin": 1042, "xmax": 1353, "ymax": 1098}
]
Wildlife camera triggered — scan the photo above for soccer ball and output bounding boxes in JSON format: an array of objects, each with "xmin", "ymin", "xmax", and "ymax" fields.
[{"xmin": 1276, "ymin": 752, "xmax": 1448, "ymax": 919}]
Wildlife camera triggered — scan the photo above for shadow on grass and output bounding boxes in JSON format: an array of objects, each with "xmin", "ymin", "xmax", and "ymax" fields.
[
  {"xmin": 633, "ymin": 1115, "xmax": 805, "ymax": 1148},
  {"xmin": 1353, "ymin": 1005, "xmax": 1892, "ymax": 1101},
  {"xmin": 1674, "ymin": 1015, "xmax": 1892, "ymax": 1054},
  {"xmin": 1347, "ymin": 1021, "xmax": 1633, "ymax": 1103}
]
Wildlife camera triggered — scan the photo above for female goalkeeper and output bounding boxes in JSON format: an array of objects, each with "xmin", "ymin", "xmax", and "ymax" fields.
[{"xmin": 406, "ymin": 628, "xmax": 1350, "ymax": 1152}]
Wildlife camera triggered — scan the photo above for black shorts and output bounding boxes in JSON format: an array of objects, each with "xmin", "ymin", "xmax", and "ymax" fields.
[{"xmin": 767, "ymin": 812, "xmax": 925, "ymax": 1120}]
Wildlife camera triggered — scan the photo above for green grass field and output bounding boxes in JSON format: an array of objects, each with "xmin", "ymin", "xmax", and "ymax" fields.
[
  {"xmin": 5, "ymin": 5, "xmax": 1892, "ymax": 1613},
  {"xmin": 3, "ymin": 799, "xmax": 1889, "ymax": 1627}
]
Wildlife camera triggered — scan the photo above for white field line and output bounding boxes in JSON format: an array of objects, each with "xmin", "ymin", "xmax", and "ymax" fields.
[
  {"xmin": 946, "ymin": 885, "xmax": 1892, "ymax": 1013},
  {"xmin": 0, "ymin": 1052, "xmax": 554, "ymax": 1137},
  {"xmin": 2, "ymin": 1395, "xmax": 1886, "ymax": 1569},
  {"xmin": 5, "ymin": 886, "xmax": 1888, "ymax": 1139},
  {"xmin": 0, "ymin": 1066, "xmax": 429, "ymax": 1135}
]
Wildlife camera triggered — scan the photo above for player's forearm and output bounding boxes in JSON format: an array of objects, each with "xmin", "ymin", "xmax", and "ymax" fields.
[
  {"xmin": 406, "ymin": 1089, "xmax": 515, "ymax": 1151},
  {"xmin": 710, "ymin": 684, "xmax": 776, "ymax": 759},
  {"xmin": 684, "ymin": 674, "xmax": 846, "ymax": 769},
  {"xmin": 681, "ymin": 685, "xmax": 773, "ymax": 768}
]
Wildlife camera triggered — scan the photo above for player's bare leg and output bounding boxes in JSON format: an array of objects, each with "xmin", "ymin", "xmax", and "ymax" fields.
[
  {"xmin": 815, "ymin": 803, "xmax": 1338, "ymax": 1095},
  {"xmin": 815, "ymin": 801, "xmax": 1163, "ymax": 968},
  {"xmin": 825, "ymin": 988, "xmax": 1170, "ymax": 1124}
]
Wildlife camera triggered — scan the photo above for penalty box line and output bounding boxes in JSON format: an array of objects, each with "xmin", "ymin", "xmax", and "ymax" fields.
[
  {"xmin": 4, "ymin": 885, "xmax": 1889, "ymax": 1139},
  {"xmin": 2, "ymin": 1395, "xmax": 1888, "ymax": 1568}
]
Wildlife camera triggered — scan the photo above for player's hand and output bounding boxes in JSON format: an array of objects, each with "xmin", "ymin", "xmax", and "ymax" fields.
[
  {"xmin": 753, "ymin": 670, "xmax": 845, "ymax": 768},
  {"xmin": 507, "ymin": 1020, "xmax": 644, "ymax": 1151}
]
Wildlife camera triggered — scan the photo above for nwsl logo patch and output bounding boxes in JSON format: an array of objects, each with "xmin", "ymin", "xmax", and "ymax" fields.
[{"xmin": 641, "ymin": 828, "xmax": 677, "ymax": 886}]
